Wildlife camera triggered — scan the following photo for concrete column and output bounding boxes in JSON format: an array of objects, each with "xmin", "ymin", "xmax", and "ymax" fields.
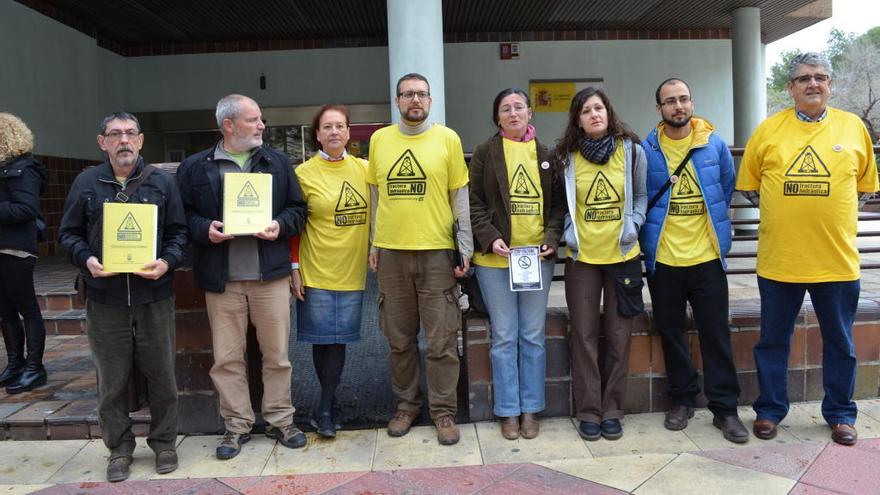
[
  {"xmin": 731, "ymin": 7, "xmax": 765, "ymax": 232},
  {"xmin": 731, "ymin": 6, "xmax": 766, "ymax": 147},
  {"xmin": 387, "ymin": 0, "xmax": 446, "ymax": 124}
]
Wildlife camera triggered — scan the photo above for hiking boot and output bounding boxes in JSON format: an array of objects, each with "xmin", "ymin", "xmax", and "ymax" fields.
[
  {"xmin": 434, "ymin": 415, "xmax": 460, "ymax": 445},
  {"xmin": 155, "ymin": 449, "xmax": 178, "ymax": 474},
  {"xmin": 216, "ymin": 431, "xmax": 250, "ymax": 460},
  {"xmin": 387, "ymin": 410, "xmax": 418, "ymax": 437},
  {"xmin": 106, "ymin": 454, "xmax": 131, "ymax": 482},
  {"xmin": 266, "ymin": 424, "xmax": 307, "ymax": 449}
]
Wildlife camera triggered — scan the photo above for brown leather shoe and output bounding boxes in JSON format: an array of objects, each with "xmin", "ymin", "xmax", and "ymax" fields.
[
  {"xmin": 387, "ymin": 410, "xmax": 418, "ymax": 437},
  {"xmin": 663, "ymin": 405, "xmax": 694, "ymax": 431},
  {"xmin": 753, "ymin": 419, "xmax": 778, "ymax": 440},
  {"xmin": 500, "ymin": 416, "xmax": 519, "ymax": 440},
  {"xmin": 520, "ymin": 413, "xmax": 540, "ymax": 439},
  {"xmin": 831, "ymin": 424, "xmax": 857, "ymax": 446},
  {"xmin": 435, "ymin": 415, "xmax": 460, "ymax": 445}
]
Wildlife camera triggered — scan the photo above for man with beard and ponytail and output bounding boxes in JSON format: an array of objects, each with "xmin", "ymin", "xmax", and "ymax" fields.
[
  {"xmin": 640, "ymin": 78, "xmax": 747, "ymax": 443},
  {"xmin": 367, "ymin": 73, "xmax": 472, "ymax": 445},
  {"xmin": 59, "ymin": 112, "xmax": 188, "ymax": 481},
  {"xmin": 176, "ymin": 94, "xmax": 307, "ymax": 459}
]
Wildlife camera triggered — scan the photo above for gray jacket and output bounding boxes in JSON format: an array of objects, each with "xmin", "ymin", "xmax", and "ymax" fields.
[{"xmin": 562, "ymin": 138, "xmax": 647, "ymax": 259}]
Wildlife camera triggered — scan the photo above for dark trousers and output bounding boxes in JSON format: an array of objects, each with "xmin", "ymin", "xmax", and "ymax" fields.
[
  {"xmin": 0, "ymin": 254, "xmax": 45, "ymax": 364},
  {"xmin": 87, "ymin": 297, "xmax": 178, "ymax": 454},
  {"xmin": 647, "ymin": 260, "xmax": 739, "ymax": 416},
  {"xmin": 565, "ymin": 259, "xmax": 634, "ymax": 423},
  {"xmin": 753, "ymin": 277, "xmax": 860, "ymax": 425}
]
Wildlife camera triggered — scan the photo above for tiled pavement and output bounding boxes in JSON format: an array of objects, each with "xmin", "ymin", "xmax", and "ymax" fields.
[{"xmin": 0, "ymin": 400, "xmax": 877, "ymax": 494}]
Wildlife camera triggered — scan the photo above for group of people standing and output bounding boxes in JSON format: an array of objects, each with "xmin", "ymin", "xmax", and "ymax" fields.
[{"xmin": 0, "ymin": 51, "xmax": 875, "ymax": 483}]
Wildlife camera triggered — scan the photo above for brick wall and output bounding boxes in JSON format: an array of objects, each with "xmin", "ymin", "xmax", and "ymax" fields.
[
  {"xmin": 465, "ymin": 299, "xmax": 880, "ymax": 421},
  {"xmin": 34, "ymin": 154, "xmax": 98, "ymax": 256}
]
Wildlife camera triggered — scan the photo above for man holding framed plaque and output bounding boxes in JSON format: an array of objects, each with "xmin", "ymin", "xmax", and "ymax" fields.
[
  {"xmin": 176, "ymin": 94, "xmax": 307, "ymax": 459},
  {"xmin": 59, "ymin": 112, "xmax": 188, "ymax": 481}
]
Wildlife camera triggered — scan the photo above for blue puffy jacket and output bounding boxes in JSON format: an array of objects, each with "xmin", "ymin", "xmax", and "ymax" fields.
[{"xmin": 639, "ymin": 118, "xmax": 735, "ymax": 274}]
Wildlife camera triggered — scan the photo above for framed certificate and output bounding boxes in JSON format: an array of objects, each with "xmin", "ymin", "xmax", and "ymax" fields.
[
  {"xmin": 223, "ymin": 173, "xmax": 273, "ymax": 235},
  {"xmin": 102, "ymin": 202, "xmax": 157, "ymax": 273},
  {"xmin": 509, "ymin": 246, "xmax": 542, "ymax": 291}
]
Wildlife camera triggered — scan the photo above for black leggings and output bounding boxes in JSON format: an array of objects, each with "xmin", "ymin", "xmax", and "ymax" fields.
[
  {"xmin": 312, "ymin": 343, "xmax": 346, "ymax": 414},
  {"xmin": 0, "ymin": 254, "xmax": 45, "ymax": 362}
]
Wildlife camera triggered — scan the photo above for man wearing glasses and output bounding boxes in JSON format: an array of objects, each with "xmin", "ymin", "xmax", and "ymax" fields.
[
  {"xmin": 738, "ymin": 52, "xmax": 878, "ymax": 446},
  {"xmin": 640, "ymin": 79, "xmax": 746, "ymax": 443},
  {"xmin": 367, "ymin": 73, "xmax": 472, "ymax": 445},
  {"xmin": 59, "ymin": 112, "xmax": 188, "ymax": 481}
]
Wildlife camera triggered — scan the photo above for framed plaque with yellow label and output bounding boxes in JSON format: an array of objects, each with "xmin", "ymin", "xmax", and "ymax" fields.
[
  {"xmin": 223, "ymin": 173, "xmax": 273, "ymax": 235},
  {"xmin": 102, "ymin": 202, "xmax": 157, "ymax": 273}
]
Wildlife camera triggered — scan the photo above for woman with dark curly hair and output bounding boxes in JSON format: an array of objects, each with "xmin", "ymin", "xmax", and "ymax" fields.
[
  {"xmin": 556, "ymin": 87, "xmax": 647, "ymax": 441},
  {"xmin": 0, "ymin": 112, "xmax": 48, "ymax": 394}
]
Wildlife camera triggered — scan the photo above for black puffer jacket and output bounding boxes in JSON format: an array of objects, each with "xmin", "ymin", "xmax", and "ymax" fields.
[
  {"xmin": 0, "ymin": 154, "xmax": 47, "ymax": 255},
  {"xmin": 58, "ymin": 158, "xmax": 188, "ymax": 306}
]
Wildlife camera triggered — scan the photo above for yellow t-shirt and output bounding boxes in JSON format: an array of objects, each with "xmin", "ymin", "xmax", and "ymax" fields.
[
  {"xmin": 474, "ymin": 139, "xmax": 544, "ymax": 268},
  {"xmin": 737, "ymin": 107, "xmax": 879, "ymax": 283},
  {"xmin": 367, "ymin": 124, "xmax": 469, "ymax": 250},
  {"xmin": 295, "ymin": 154, "xmax": 370, "ymax": 291},
  {"xmin": 574, "ymin": 142, "xmax": 639, "ymax": 264},
  {"xmin": 656, "ymin": 130, "xmax": 718, "ymax": 267}
]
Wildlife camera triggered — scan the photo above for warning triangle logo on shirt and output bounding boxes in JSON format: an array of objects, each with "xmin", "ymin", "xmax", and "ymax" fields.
[
  {"xmin": 335, "ymin": 181, "xmax": 368, "ymax": 212},
  {"xmin": 585, "ymin": 171, "xmax": 621, "ymax": 206},
  {"xmin": 116, "ymin": 212, "xmax": 143, "ymax": 241},
  {"xmin": 785, "ymin": 145, "xmax": 831, "ymax": 177},
  {"xmin": 509, "ymin": 164, "xmax": 540, "ymax": 199},
  {"xmin": 672, "ymin": 168, "xmax": 702, "ymax": 199},
  {"xmin": 237, "ymin": 181, "xmax": 260, "ymax": 207},
  {"xmin": 387, "ymin": 149, "xmax": 427, "ymax": 181}
]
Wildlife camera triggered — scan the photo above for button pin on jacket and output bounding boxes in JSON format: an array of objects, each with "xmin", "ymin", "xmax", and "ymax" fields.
[
  {"xmin": 541, "ymin": 161, "xmax": 550, "ymax": 170},
  {"xmin": 670, "ymin": 175, "xmax": 679, "ymax": 184},
  {"xmin": 833, "ymin": 144, "xmax": 843, "ymax": 152}
]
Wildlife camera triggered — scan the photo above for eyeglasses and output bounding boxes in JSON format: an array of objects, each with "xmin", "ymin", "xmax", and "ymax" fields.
[
  {"xmin": 103, "ymin": 130, "xmax": 140, "ymax": 140},
  {"xmin": 660, "ymin": 95, "xmax": 691, "ymax": 107},
  {"xmin": 398, "ymin": 91, "xmax": 430, "ymax": 100},
  {"xmin": 791, "ymin": 73, "xmax": 830, "ymax": 84}
]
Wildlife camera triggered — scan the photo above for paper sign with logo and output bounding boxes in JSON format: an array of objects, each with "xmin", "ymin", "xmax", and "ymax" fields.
[
  {"xmin": 223, "ymin": 173, "xmax": 273, "ymax": 235},
  {"xmin": 102, "ymin": 203, "xmax": 157, "ymax": 273}
]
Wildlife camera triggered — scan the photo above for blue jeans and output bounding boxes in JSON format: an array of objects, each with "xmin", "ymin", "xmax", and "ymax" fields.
[
  {"xmin": 476, "ymin": 260, "xmax": 554, "ymax": 417},
  {"xmin": 753, "ymin": 276, "xmax": 860, "ymax": 425}
]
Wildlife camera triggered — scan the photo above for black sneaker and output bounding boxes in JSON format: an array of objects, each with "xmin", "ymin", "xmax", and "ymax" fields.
[
  {"xmin": 310, "ymin": 412, "xmax": 337, "ymax": 438},
  {"xmin": 577, "ymin": 421, "xmax": 601, "ymax": 441},
  {"xmin": 216, "ymin": 431, "xmax": 251, "ymax": 460},
  {"xmin": 600, "ymin": 419, "xmax": 623, "ymax": 440},
  {"xmin": 266, "ymin": 424, "xmax": 307, "ymax": 449}
]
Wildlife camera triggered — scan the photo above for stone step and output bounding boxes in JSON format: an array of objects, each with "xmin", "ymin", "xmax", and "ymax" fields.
[
  {"xmin": 41, "ymin": 309, "xmax": 86, "ymax": 335},
  {"xmin": 37, "ymin": 291, "xmax": 81, "ymax": 313}
]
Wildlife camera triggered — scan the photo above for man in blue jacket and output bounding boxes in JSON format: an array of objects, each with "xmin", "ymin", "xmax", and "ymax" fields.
[
  {"xmin": 176, "ymin": 94, "xmax": 307, "ymax": 459},
  {"xmin": 640, "ymin": 78, "xmax": 746, "ymax": 443}
]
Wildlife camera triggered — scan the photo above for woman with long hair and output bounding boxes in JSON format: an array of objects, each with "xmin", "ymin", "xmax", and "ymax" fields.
[
  {"xmin": 470, "ymin": 88, "xmax": 564, "ymax": 440},
  {"xmin": 556, "ymin": 87, "xmax": 647, "ymax": 441},
  {"xmin": 290, "ymin": 104, "xmax": 370, "ymax": 438},
  {"xmin": 0, "ymin": 112, "xmax": 48, "ymax": 394}
]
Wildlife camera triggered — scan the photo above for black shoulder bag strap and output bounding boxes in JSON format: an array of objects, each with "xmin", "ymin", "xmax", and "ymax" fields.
[
  {"xmin": 646, "ymin": 148, "xmax": 696, "ymax": 212},
  {"xmin": 87, "ymin": 165, "xmax": 158, "ymax": 246}
]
